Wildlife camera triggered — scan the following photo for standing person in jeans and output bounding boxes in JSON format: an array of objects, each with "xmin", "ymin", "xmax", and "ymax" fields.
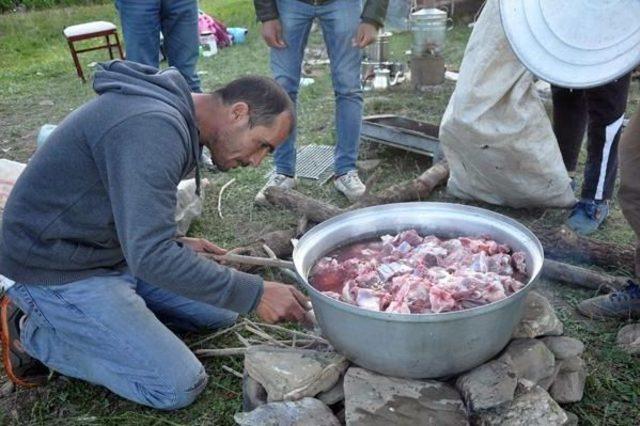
[
  {"xmin": 552, "ymin": 75, "xmax": 631, "ymax": 235},
  {"xmin": 253, "ymin": 0, "xmax": 388, "ymax": 204},
  {"xmin": 115, "ymin": 0, "xmax": 201, "ymax": 92}
]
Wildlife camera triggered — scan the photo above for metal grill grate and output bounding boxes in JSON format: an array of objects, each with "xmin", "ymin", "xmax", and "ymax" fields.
[{"xmin": 266, "ymin": 144, "xmax": 334, "ymax": 183}]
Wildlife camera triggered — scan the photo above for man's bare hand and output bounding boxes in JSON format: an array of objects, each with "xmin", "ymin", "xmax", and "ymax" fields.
[
  {"xmin": 256, "ymin": 281, "xmax": 311, "ymax": 324},
  {"xmin": 352, "ymin": 22, "xmax": 378, "ymax": 48},
  {"xmin": 261, "ymin": 19, "xmax": 287, "ymax": 48},
  {"xmin": 178, "ymin": 237, "xmax": 227, "ymax": 255}
]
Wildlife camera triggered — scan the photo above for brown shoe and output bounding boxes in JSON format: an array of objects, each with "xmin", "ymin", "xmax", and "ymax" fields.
[{"xmin": 0, "ymin": 295, "xmax": 49, "ymax": 387}]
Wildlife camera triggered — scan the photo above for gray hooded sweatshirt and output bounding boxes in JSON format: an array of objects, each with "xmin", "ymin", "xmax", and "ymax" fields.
[{"xmin": 0, "ymin": 60, "xmax": 263, "ymax": 314}]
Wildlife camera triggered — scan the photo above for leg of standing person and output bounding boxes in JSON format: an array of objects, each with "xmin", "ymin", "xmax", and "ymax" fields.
[
  {"xmin": 318, "ymin": 0, "xmax": 366, "ymax": 202},
  {"xmin": 551, "ymin": 86, "xmax": 587, "ymax": 181},
  {"xmin": 160, "ymin": 0, "xmax": 201, "ymax": 92},
  {"xmin": 566, "ymin": 75, "xmax": 631, "ymax": 235},
  {"xmin": 115, "ymin": 0, "xmax": 162, "ymax": 68},
  {"xmin": 577, "ymin": 97, "xmax": 640, "ymax": 319},
  {"xmin": 618, "ymin": 103, "xmax": 640, "ymax": 278},
  {"xmin": 254, "ymin": 0, "xmax": 313, "ymax": 205},
  {"xmin": 3, "ymin": 273, "xmax": 236, "ymax": 408},
  {"xmin": 269, "ymin": 0, "xmax": 314, "ymax": 177}
]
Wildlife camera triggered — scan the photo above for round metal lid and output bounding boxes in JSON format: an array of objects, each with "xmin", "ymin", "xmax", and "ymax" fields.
[
  {"xmin": 411, "ymin": 8, "xmax": 447, "ymax": 19},
  {"xmin": 499, "ymin": 0, "xmax": 640, "ymax": 88}
]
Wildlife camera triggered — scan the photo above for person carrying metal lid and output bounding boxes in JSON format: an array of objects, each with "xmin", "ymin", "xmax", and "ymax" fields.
[{"xmin": 500, "ymin": 0, "xmax": 640, "ymax": 319}]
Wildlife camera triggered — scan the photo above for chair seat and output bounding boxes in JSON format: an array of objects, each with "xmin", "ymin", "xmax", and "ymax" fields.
[{"xmin": 63, "ymin": 21, "xmax": 116, "ymax": 38}]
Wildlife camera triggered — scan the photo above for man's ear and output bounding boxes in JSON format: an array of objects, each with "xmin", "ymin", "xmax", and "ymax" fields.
[{"xmin": 230, "ymin": 101, "xmax": 250, "ymax": 124}]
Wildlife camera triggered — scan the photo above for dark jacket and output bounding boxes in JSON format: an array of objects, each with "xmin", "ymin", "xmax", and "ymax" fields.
[
  {"xmin": 254, "ymin": 0, "xmax": 389, "ymax": 28},
  {"xmin": 0, "ymin": 60, "xmax": 263, "ymax": 314}
]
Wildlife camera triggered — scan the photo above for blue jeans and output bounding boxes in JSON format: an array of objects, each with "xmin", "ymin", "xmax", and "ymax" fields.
[
  {"xmin": 271, "ymin": 0, "xmax": 364, "ymax": 176},
  {"xmin": 7, "ymin": 273, "xmax": 237, "ymax": 409},
  {"xmin": 115, "ymin": 0, "xmax": 201, "ymax": 92}
]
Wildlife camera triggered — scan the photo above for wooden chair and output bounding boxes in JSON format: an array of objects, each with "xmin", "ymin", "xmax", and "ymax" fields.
[{"xmin": 63, "ymin": 21, "xmax": 124, "ymax": 82}]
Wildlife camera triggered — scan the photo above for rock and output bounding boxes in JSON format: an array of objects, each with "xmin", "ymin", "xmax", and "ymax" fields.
[
  {"xmin": 244, "ymin": 346, "xmax": 348, "ymax": 402},
  {"xmin": 317, "ymin": 376, "xmax": 345, "ymax": 406},
  {"xmin": 344, "ymin": 367, "xmax": 468, "ymax": 426},
  {"xmin": 541, "ymin": 336, "xmax": 585, "ymax": 360},
  {"xmin": 558, "ymin": 356, "xmax": 586, "ymax": 373},
  {"xmin": 563, "ymin": 411, "xmax": 579, "ymax": 426},
  {"xmin": 473, "ymin": 386, "xmax": 569, "ymax": 426},
  {"xmin": 538, "ymin": 363, "xmax": 561, "ymax": 391},
  {"xmin": 549, "ymin": 369, "xmax": 587, "ymax": 403},
  {"xmin": 512, "ymin": 291, "xmax": 564, "ymax": 338},
  {"xmin": 499, "ymin": 339, "xmax": 556, "ymax": 385},
  {"xmin": 242, "ymin": 372, "xmax": 268, "ymax": 412},
  {"xmin": 456, "ymin": 360, "xmax": 517, "ymax": 412},
  {"xmin": 616, "ymin": 323, "xmax": 640, "ymax": 355},
  {"xmin": 234, "ymin": 397, "xmax": 340, "ymax": 426}
]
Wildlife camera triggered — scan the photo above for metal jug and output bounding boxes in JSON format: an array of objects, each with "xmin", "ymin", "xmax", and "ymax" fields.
[{"xmin": 372, "ymin": 68, "xmax": 391, "ymax": 90}]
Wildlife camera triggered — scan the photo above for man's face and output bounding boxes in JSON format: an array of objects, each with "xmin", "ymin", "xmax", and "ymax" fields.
[{"xmin": 208, "ymin": 105, "xmax": 292, "ymax": 172}]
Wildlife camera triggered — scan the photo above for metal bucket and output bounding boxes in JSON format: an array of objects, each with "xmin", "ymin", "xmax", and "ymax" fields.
[{"xmin": 292, "ymin": 202, "xmax": 544, "ymax": 378}]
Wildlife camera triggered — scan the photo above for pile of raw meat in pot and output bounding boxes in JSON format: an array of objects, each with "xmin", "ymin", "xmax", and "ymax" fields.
[{"xmin": 309, "ymin": 229, "xmax": 528, "ymax": 314}]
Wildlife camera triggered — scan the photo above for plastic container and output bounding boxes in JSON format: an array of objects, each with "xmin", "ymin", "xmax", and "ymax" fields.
[
  {"xmin": 200, "ymin": 31, "xmax": 218, "ymax": 57},
  {"xmin": 227, "ymin": 27, "xmax": 248, "ymax": 44}
]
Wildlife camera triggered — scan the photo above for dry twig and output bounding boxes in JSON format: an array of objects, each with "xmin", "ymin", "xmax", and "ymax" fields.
[
  {"xmin": 194, "ymin": 347, "xmax": 248, "ymax": 357},
  {"xmin": 190, "ymin": 320, "xmax": 246, "ymax": 347},
  {"xmin": 222, "ymin": 365, "xmax": 244, "ymax": 379},
  {"xmin": 217, "ymin": 177, "xmax": 236, "ymax": 219}
]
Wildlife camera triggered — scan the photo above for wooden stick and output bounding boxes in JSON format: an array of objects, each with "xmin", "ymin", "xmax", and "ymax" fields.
[
  {"xmin": 190, "ymin": 321, "xmax": 246, "ymax": 347},
  {"xmin": 194, "ymin": 347, "xmax": 248, "ymax": 357},
  {"xmin": 254, "ymin": 322, "xmax": 329, "ymax": 345},
  {"xmin": 542, "ymin": 259, "xmax": 628, "ymax": 293},
  {"xmin": 222, "ymin": 365, "xmax": 244, "ymax": 379},
  {"xmin": 262, "ymin": 244, "xmax": 278, "ymax": 259},
  {"xmin": 201, "ymin": 252, "xmax": 295, "ymax": 270},
  {"xmin": 245, "ymin": 324, "xmax": 289, "ymax": 348},
  {"xmin": 235, "ymin": 331, "xmax": 252, "ymax": 348},
  {"xmin": 217, "ymin": 178, "xmax": 236, "ymax": 219}
]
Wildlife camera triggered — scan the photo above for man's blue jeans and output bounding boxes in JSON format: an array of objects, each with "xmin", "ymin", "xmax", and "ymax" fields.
[
  {"xmin": 115, "ymin": 0, "xmax": 201, "ymax": 92},
  {"xmin": 7, "ymin": 272, "xmax": 237, "ymax": 409},
  {"xmin": 271, "ymin": 0, "xmax": 364, "ymax": 177}
]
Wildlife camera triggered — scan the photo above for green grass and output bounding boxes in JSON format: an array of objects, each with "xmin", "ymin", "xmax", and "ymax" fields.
[{"xmin": 1, "ymin": 2, "xmax": 640, "ymax": 425}]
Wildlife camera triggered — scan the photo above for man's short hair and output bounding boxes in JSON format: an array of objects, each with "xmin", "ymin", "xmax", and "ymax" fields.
[{"xmin": 213, "ymin": 76, "xmax": 294, "ymax": 130}]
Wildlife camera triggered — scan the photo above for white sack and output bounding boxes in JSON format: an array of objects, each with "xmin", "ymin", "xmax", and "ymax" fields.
[{"xmin": 439, "ymin": 0, "xmax": 575, "ymax": 208}]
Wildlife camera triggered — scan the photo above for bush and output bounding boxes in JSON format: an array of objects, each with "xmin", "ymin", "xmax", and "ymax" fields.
[{"xmin": 1, "ymin": 0, "xmax": 109, "ymax": 13}]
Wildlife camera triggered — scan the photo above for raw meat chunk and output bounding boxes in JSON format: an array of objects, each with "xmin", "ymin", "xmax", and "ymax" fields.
[{"xmin": 309, "ymin": 229, "xmax": 528, "ymax": 314}]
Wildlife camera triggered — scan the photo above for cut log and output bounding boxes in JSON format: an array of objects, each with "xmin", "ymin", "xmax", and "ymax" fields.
[
  {"xmin": 542, "ymin": 259, "xmax": 628, "ymax": 293},
  {"xmin": 355, "ymin": 160, "xmax": 450, "ymax": 207},
  {"xmin": 533, "ymin": 225, "xmax": 636, "ymax": 273},
  {"xmin": 262, "ymin": 160, "xmax": 450, "ymax": 223}
]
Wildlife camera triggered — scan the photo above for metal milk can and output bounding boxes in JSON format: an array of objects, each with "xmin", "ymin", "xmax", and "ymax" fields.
[{"xmin": 410, "ymin": 8, "xmax": 450, "ymax": 56}]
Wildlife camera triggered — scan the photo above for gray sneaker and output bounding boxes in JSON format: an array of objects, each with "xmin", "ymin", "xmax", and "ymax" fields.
[
  {"xmin": 334, "ymin": 170, "xmax": 366, "ymax": 203},
  {"xmin": 255, "ymin": 173, "xmax": 296, "ymax": 206},
  {"xmin": 577, "ymin": 280, "xmax": 640, "ymax": 319}
]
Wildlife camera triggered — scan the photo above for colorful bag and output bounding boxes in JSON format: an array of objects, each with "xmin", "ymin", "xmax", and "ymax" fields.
[{"xmin": 198, "ymin": 11, "xmax": 231, "ymax": 48}]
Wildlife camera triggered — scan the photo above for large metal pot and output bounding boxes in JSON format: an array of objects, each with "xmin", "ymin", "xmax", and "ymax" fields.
[{"xmin": 292, "ymin": 202, "xmax": 544, "ymax": 378}]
